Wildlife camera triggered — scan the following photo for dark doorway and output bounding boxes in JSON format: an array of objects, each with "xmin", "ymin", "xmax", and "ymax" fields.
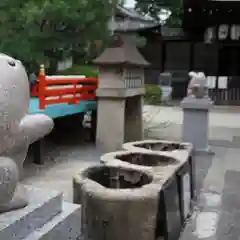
[
  {"xmin": 211, "ymin": 45, "xmax": 240, "ymax": 105},
  {"xmin": 218, "ymin": 46, "xmax": 240, "ymax": 78}
]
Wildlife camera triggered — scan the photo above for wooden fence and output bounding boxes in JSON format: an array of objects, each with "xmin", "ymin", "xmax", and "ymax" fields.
[
  {"xmin": 37, "ymin": 65, "xmax": 98, "ymax": 109},
  {"xmin": 208, "ymin": 76, "xmax": 240, "ymax": 105}
]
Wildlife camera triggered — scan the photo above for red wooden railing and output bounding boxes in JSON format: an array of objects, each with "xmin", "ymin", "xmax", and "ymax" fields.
[{"xmin": 37, "ymin": 65, "xmax": 98, "ymax": 109}]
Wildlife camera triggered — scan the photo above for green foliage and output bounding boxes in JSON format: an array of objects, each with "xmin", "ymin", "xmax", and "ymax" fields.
[
  {"xmin": 131, "ymin": 35, "xmax": 147, "ymax": 48},
  {"xmin": 166, "ymin": 7, "xmax": 183, "ymax": 27},
  {"xmin": 118, "ymin": 0, "xmax": 126, "ymax": 6},
  {"xmin": 144, "ymin": 84, "xmax": 162, "ymax": 105},
  {"xmin": 58, "ymin": 65, "xmax": 99, "ymax": 77},
  {"xmin": 0, "ymin": 0, "xmax": 114, "ymax": 73},
  {"xmin": 135, "ymin": 0, "xmax": 182, "ymax": 27}
]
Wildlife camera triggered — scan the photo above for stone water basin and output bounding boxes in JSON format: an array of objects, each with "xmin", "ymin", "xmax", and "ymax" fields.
[
  {"xmin": 82, "ymin": 164, "xmax": 152, "ymax": 189},
  {"xmin": 73, "ymin": 164, "xmax": 159, "ymax": 240},
  {"xmin": 122, "ymin": 139, "xmax": 192, "ymax": 154},
  {"xmin": 100, "ymin": 150, "xmax": 182, "ymax": 184},
  {"xmin": 121, "ymin": 140, "xmax": 194, "ymax": 188},
  {"xmin": 100, "ymin": 151, "xmax": 185, "ymax": 240},
  {"xmin": 122, "ymin": 141, "xmax": 196, "ymax": 227}
]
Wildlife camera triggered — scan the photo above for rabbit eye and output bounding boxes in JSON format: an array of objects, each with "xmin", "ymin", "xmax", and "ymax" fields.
[{"xmin": 8, "ymin": 60, "xmax": 16, "ymax": 67}]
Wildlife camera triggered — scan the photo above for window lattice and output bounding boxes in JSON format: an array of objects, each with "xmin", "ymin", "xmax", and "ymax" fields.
[{"xmin": 123, "ymin": 70, "xmax": 143, "ymax": 88}]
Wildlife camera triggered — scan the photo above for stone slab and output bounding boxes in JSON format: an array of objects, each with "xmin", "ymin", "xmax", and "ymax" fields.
[
  {"xmin": 0, "ymin": 185, "xmax": 62, "ymax": 240},
  {"xmin": 180, "ymin": 97, "xmax": 213, "ymax": 110},
  {"xmin": 215, "ymin": 170, "xmax": 240, "ymax": 240},
  {"xmin": 192, "ymin": 154, "xmax": 214, "ymax": 198},
  {"xmin": 220, "ymin": 170, "xmax": 240, "ymax": 212},
  {"xmin": 194, "ymin": 147, "xmax": 215, "ymax": 156},
  {"xmin": 23, "ymin": 202, "xmax": 82, "ymax": 240}
]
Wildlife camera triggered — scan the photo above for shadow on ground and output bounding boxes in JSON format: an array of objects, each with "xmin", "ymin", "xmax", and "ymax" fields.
[{"xmin": 21, "ymin": 116, "xmax": 101, "ymax": 201}]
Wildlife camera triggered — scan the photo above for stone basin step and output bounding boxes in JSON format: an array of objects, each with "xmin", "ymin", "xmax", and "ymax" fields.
[
  {"xmin": 23, "ymin": 202, "xmax": 82, "ymax": 240},
  {"xmin": 0, "ymin": 186, "xmax": 63, "ymax": 240}
]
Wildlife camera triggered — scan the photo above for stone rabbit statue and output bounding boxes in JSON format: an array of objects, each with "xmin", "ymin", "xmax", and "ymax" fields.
[
  {"xmin": 0, "ymin": 53, "xmax": 54, "ymax": 213},
  {"xmin": 187, "ymin": 71, "xmax": 209, "ymax": 99}
]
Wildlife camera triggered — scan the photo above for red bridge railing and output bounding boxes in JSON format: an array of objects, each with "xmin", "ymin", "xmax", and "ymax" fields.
[{"xmin": 38, "ymin": 65, "xmax": 98, "ymax": 109}]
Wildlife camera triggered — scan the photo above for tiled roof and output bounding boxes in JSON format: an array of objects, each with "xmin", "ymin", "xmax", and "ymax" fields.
[
  {"xmin": 93, "ymin": 34, "xmax": 149, "ymax": 67},
  {"xmin": 111, "ymin": 6, "xmax": 161, "ymax": 32},
  {"xmin": 117, "ymin": 6, "xmax": 155, "ymax": 22},
  {"xmin": 110, "ymin": 19, "xmax": 161, "ymax": 32}
]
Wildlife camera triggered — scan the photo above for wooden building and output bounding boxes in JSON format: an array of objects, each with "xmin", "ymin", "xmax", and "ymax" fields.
[
  {"xmin": 138, "ymin": 26, "xmax": 192, "ymax": 99},
  {"xmin": 111, "ymin": 4, "xmax": 240, "ymax": 103},
  {"xmin": 112, "ymin": 6, "xmax": 191, "ymax": 100},
  {"xmin": 182, "ymin": 0, "xmax": 240, "ymax": 104},
  {"xmin": 134, "ymin": 1, "xmax": 240, "ymax": 104},
  {"xmin": 111, "ymin": 6, "xmax": 161, "ymax": 32}
]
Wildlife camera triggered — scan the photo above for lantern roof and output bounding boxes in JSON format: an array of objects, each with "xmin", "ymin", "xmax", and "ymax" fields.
[{"xmin": 93, "ymin": 34, "xmax": 149, "ymax": 67}]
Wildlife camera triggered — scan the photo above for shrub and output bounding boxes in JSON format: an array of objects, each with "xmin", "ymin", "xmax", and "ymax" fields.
[
  {"xmin": 58, "ymin": 65, "xmax": 99, "ymax": 77},
  {"xmin": 144, "ymin": 84, "xmax": 162, "ymax": 105}
]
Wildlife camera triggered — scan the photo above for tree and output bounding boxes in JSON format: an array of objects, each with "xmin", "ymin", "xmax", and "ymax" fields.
[
  {"xmin": 134, "ymin": 0, "xmax": 182, "ymax": 27},
  {"xmin": 0, "ymin": 0, "xmax": 114, "ymax": 73}
]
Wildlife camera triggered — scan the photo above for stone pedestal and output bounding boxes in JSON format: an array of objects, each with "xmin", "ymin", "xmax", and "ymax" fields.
[
  {"xmin": 96, "ymin": 88, "xmax": 144, "ymax": 153},
  {"xmin": 0, "ymin": 185, "xmax": 82, "ymax": 240},
  {"xmin": 181, "ymin": 97, "xmax": 213, "ymax": 154}
]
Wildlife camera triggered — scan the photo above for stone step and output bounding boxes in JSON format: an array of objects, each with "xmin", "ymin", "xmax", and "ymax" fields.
[
  {"xmin": 23, "ymin": 202, "xmax": 82, "ymax": 240},
  {"xmin": 0, "ymin": 186, "xmax": 62, "ymax": 240}
]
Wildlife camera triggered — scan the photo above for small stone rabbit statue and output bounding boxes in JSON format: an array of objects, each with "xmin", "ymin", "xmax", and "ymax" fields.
[{"xmin": 187, "ymin": 71, "xmax": 209, "ymax": 99}]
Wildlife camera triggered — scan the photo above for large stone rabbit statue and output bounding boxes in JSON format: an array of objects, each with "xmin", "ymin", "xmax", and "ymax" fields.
[
  {"xmin": 0, "ymin": 53, "xmax": 53, "ymax": 213},
  {"xmin": 187, "ymin": 71, "xmax": 209, "ymax": 99}
]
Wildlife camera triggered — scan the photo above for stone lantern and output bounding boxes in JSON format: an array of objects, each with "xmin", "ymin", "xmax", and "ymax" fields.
[{"xmin": 93, "ymin": 33, "xmax": 149, "ymax": 152}]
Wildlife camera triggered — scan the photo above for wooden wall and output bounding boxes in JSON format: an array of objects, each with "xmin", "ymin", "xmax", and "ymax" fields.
[{"xmin": 139, "ymin": 40, "xmax": 219, "ymax": 87}]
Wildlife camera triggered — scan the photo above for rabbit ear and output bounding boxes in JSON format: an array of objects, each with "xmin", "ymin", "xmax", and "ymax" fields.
[
  {"xmin": 197, "ymin": 72, "xmax": 206, "ymax": 78},
  {"xmin": 189, "ymin": 71, "xmax": 196, "ymax": 78}
]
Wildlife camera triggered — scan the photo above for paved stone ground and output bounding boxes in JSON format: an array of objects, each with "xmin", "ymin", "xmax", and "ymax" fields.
[
  {"xmin": 20, "ymin": 106, "xmax": 240, "ymax": 239},
  {"xmin": 21, "ymin": 142, "xmax": 239, "ymax": 239},
  {"xmin": 144, "ymin": 105, "xmax": 240, "ymax": 147},
  {"xmin": 22, "ymin": 142, "xmax": 101, "ymax": 201},
  {"xmin": 180, "ymin": 147, "xmax": 240, "ymax": 240}
]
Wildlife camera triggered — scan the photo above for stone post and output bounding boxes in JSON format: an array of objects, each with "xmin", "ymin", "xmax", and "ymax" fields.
[
  {"xmin": 181, "ymin": 97, "xmax": 213, "ymax": 154},
  {"xmin": 93, "ymin": 33, "xmax": 149, "ymax": 152}
]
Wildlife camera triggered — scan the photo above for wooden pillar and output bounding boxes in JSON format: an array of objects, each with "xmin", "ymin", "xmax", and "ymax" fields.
[
  {"xmin": 216, "ymin": 25, "xmax": 220, "ymax": 89},
  {"xmin": 216, "ymin": 45, "xmax": 220, "ymax": 90},
  {"xmin": 161, "ymin": 42, "xmax": 166, "ymax": 72},
  {"xmin": 189, "ymin": 42, "xmax": 194, "ymax": 71},
  {"xmin": 39, "ymin": 64, "xmax": 46, "ymax": 110},
  {"xmin": 90, "ymin": 109, "xmax": 97, "ymax": 143},
  {"xmin": 32, "ymin": 139, "xmax": 44, "ymax": 165}
]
